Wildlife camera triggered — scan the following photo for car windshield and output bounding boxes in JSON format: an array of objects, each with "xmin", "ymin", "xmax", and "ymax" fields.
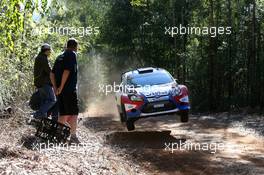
[{"xmin": 127, "ymin": 72, "xmax": 173, "ymax": 87}]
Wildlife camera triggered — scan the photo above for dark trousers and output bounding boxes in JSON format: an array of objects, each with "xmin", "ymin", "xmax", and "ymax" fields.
[{"xmin": 34, "ymin": 84, "xmax": 56, "ymax": 118}]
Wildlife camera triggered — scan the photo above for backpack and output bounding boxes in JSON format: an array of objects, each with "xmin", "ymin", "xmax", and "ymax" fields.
[{"xmin": 29, "ymin": 90, "xmax": 41, "ymax": 110}]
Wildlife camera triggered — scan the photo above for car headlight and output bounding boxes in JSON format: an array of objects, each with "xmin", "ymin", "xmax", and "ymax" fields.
[
  {"xmin": 172, "ymin": 86, "xmax": 181, "ymax": 96},
  {"xmin": 129, "ymin": 94, "xmax": 143, "ymax": 101}
]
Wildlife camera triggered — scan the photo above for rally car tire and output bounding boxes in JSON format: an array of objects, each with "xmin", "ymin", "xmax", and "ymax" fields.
[
  {"xmin": 119, "ymin": 104, "xmax": 127, "ymax": 123},
  {"xmin": 180, "ymin": 110, "xmax": 189, "ymax": 123},
  {"xmin": 126, "ymin": 120, "xmax": 135, "ymax": 131}
]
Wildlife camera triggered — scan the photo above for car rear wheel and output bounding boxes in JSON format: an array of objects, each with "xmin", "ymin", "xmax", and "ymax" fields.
[
  {"xmin": 126, "ymin": 120, "xmax": 135, "ymax": 131},
  {"xmin": 180, "ymin": 110, "xmax": 189, "ymax": 122}
]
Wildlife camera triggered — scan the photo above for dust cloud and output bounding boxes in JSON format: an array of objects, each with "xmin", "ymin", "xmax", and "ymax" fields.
[
  {"xmin": 78, "ymin": 52, "xmax": 120, "ymax": 118},
  {"xmin": 78, "ymin": 51, "xmax": 145, "ymax": 117}
]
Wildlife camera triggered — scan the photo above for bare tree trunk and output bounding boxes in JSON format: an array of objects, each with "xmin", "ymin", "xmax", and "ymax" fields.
[
  {"xmin": 170, "ymin": 0, "xmax": 179, "ymax": 78},
  {"xmin": 208, "ymin": 0, "xmax": 216, "ymax": 111},
  {"xmin": 227, "ymin": 0, "xmax": 233, "ymax": 110},
  {"xmin": 247, "ymin": 0, "xmax": 257, "ymax": 107}
]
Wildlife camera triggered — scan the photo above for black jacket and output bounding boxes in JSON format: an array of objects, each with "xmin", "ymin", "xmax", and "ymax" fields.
[{"xmin": 34, "ymin": 53, "xmax": 52, "ymax": 88}]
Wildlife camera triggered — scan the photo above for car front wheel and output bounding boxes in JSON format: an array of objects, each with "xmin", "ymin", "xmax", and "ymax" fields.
[
  {"xmin": 119, "ymin": 104, "xmax": 127, "ymax": 123},
  {"xmin": 126, "ymin": 120, "xmax": 135, "ymax": 131},
  {"xmin": 180, "ymin": 110, "xmax": 189, "ymax": 122}
]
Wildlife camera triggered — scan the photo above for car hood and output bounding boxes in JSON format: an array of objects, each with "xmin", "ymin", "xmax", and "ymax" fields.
[{"xmin": 134, "ymin": 83, "xmax": 175, "ymax": 98}]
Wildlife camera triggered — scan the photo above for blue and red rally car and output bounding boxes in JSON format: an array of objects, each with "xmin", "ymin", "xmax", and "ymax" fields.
[{"xmin": 115, "ymin": 67, "xmax": 190, "ymax": 131}]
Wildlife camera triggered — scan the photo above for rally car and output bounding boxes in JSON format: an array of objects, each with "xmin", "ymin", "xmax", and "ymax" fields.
[{"xmin": 115, "ymin": 67, "xmax": 190, "ymax": 131}]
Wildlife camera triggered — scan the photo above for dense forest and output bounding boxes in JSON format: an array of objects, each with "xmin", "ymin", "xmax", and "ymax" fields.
[{"xmin": 0, "ymin": 0, "xmax": 263, "ymax": 112}]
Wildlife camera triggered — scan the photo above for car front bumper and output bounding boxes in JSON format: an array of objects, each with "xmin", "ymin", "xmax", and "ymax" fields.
[{"xmin": 125, "ymin": 104, "xmax": 190, "ymax": 119}]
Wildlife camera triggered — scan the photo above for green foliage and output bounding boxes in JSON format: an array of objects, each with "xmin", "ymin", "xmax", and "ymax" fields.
[
  {"xmin": 99, "ymin": 0, "xmax": 264, "ymax": 112},
  {"xmin": 131, "ymin": 0, "xmax": 148, "ymax": 6},
  {"xmin": 0, "ymin": 0, "xmax": 65, "ymax": 108},
  {"xmin": 0, "ymin": 0, "xmax": 108, "ymax": 109},
  {"xmin": 0, "ymin": 0, "xmax": 263, "ymax": 113}
]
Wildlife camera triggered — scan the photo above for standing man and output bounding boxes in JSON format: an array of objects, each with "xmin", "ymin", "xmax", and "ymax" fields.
[
  {"xmin": 33, "ymin": 44, "xmax": 57, "ymax": 119},
  {"xmin": 51, "ymin": 38, "xmax": 80, "ymax": 143}
]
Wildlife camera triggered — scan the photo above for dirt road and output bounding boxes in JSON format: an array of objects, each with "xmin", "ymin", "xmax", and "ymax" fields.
[
  {"xmin": 83, "ymin": 111, "xmax": 264, "ymax": 175},
  {"xmin": 0, "ymin": 97, "xmax": 263, "ymax": 175}
]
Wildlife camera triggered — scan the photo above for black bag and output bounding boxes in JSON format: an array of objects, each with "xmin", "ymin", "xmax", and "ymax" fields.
[{"xmin": 29, "ymin": 90, "xmax": 41, "ymax": 110}]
